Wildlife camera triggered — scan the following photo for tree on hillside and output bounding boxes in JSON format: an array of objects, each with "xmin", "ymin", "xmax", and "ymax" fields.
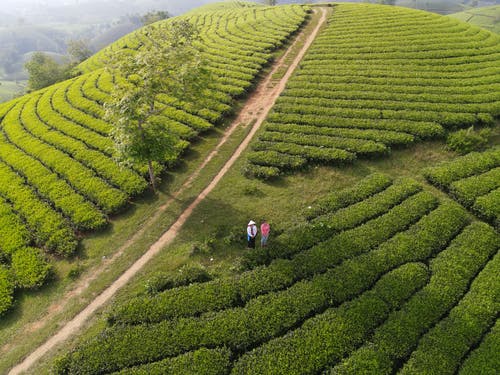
[
  {"xmin": 67, "ymin": 39, "xmax": 93, "ymax": 63},
  {"xmin": 24, "ymin": 52, "xmax": 68, "ymax": 91},
  {"xmin": 141, "ymin": 10, "xmax": 171, "ymax": 26},
  {"xmin": 265, "ymin": 0, "xmax": 277, "ymax": 5},
  {"xmin": 104, "ymin": 21, "xmax": 209, "ymax": 191}
]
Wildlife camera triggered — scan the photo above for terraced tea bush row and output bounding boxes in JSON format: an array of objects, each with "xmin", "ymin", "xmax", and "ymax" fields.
[
  {"xmin": 265, "ymin": 123, "xmax": 415, "ymax": 146},
  {"xmin": 233, "ymin": 207, "xmax": 476, "ymax": 374},
  {"xmin": 54, "ymin": 197, "xmax": 469, "ymax": 374},
  {"xmin": 458, "ymin": 318, "xmax": 500, "ymax": 375},
  {"xmin": 425, "ymin": 148, "xmax": 500, "ymax": 226},
  {"xmin": 305, "ymin": 172, "xmax": 392, "ymax": 219},
  {"xmin": 112, "ymin": 347, "xmax": 232, "ymax": 375},
  {"xmin": 3, "ymin": 99, "xmax": 129, "ymax": 213},
  {"xmin": 330, "ymin": 222, "xmax": 499, "ymax": 374},
  {"xmin": 108, "ymin": 178, "xmax": 430, "ymax": 324},
  {"xmin": 265, "ymin": 113, "xmax": 445, "ymax": 139},
  {"xmin": 232, "ymin": 263, "xmax": 429, "ymax": 374},
  {"xmin": 247, "ymin": 3, "xmax": 500, "ymax": 175},
  {"xmin": 400, "ymin": 243, "xmax": 500, "ymax": 375},
  {"xmin": 0, "ymin": 161, "xmax": 77, "ymax": 256},
  {"xmin": 0, "ymin": 130, "xmax": 106, "ymax": 231}
]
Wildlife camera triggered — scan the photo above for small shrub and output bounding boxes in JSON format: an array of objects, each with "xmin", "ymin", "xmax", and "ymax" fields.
[
  {"xmin": 242, "ymin": 184, "xmax": 263, "ymax": 196},
  {"xmin": 446, "ymin": 127, "xmax": 491, "ymax": 155},
  {"xmin": 67, "ymin": 263, "xmax": 84, "ymax": 280},
  {"xmin": 145, "ymin": 264, "xmax": 212, "ymax": 295},
  {"xmin": 190, "ymin": 236, "xmax": 216, "ymax": 256},
  {"xmin": 11, "ymin": 247, "xmax": 52, "ymax": 289}
]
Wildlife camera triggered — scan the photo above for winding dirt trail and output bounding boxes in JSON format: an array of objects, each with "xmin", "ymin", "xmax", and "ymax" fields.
[{"xmin": 8, "ymin": 8, "xmax": 327, "ymax": 374}]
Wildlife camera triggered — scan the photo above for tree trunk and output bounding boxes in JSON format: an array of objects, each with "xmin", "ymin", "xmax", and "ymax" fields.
[{"xmin": 148, "ymin": 160, "xmax": 157, "ymax": 192}]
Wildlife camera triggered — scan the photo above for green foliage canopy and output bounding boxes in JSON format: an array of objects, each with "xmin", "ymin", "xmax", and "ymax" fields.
[
  {"xmin": 105, "ymin": 20, "xmax": 210, "ymax": 190},
  {"xmin": 24, "ymin": 52, "xmax": 69, "ymax": 92}
]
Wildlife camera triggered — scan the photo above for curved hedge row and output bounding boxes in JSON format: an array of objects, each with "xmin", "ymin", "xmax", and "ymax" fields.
[
  {"xmin": 400, "ymin": 240, "xmax": 500, "ymax": 375},
  {"xmin": 330, "ymin": 222, "xmax": 499, "ymax": 374},
  {"xmin": 111, "ymin": 347, "xmax": 232, "ymax": 375},
  {"xmin": 458, "ymin": 318, "xmax": 500, "ymax": 375},
  {"xmin": 54, "ymin": 199, "xmax": 470, "ymax": 374},
  {"xmin": 232, "ymin": 263, "xmax": 430, "ymax": 374},
  {"xmin": 425, "ymin": 148, "xmax": 500, "ymax": 227},
  {"xmin": 247, "ymin": 3, "xmax": 500, "ymax": 176}
]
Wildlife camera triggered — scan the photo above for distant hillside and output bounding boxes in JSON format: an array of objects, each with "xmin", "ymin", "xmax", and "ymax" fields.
[{"xmin": 449, "ymin": 5, "xmax": 500, "ymax": 33}]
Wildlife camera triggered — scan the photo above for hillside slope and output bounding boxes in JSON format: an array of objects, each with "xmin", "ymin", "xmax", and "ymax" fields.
[
  {"xmin": 450, "ymin": 5, "xmax": 500, "ymax": 34},
  {"xmin": 0, "ymin": 2, "xmax": 308, "ymax": 315},
  {"xmin": 247, "ymin": 3, "xmax": 500, "ymax": 177}
]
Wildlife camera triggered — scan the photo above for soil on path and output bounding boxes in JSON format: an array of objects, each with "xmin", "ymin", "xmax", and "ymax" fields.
[{"xmin": 8, "ymin": 8, "xmax": 327, "ymax": 374}]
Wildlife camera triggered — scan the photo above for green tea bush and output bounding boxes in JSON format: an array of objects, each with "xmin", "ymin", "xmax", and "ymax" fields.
[
  {"xmin": 110, "ymin": 347, "xmax": 231, "ymax": 375},
  {"xmin": 232, "ymin": 263, "xmax": 429, "ymax": 374},
  {"xmin": 458, "ymin": 319, "xmax": 500, "ymax": 375},
  {"xmin": 0, "ymin": 266, "xmax": 14, "ymax": 316},
  {"xmin": 446, "ymin": 126, "xmax": 491, "ymax": 155},
  {"xmin": 109, "ymin": 188, "xmax": 436, "ymax": 325},
  {"xmin": 11, "ymin": 247, "xmax": 52, "ymax": 289},
  {"xmin": 331, "ymin": 222, "xmax": 499, "ymax": 374},
  {"xmin": 401, "ymin": 241, "xmax": 500, "ymax": 374},
  {"xmin": 144, "ymin": 265, "xmax": 212, "ymax": 295},
  {"xmin": 305, "ymin": 173, "xmax": 393, "ymax": 220}
]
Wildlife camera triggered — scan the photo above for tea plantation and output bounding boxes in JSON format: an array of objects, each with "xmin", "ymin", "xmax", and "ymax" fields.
[
  {"xmin": 0, "ymin": 3, "xmax": 308, "ymax": 315},
  {"xmin": 0, "ymin": 2, "xmax": 499, "ymax": 374},
  {"xmin": 247, "ymin": 3, "xmax": 500, "ymax": 178},
  {"xmin": 53, "ymin": 174, "xmax": 499, "ymax": 374}
]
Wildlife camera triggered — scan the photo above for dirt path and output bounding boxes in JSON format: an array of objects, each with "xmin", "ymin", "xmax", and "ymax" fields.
[{"xmin": 8, "ymin": 8, "xmax": 327, "ymax": 374}]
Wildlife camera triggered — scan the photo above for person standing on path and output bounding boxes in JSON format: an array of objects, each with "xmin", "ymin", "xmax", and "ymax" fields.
[
  {"xmin": 247, "ymin": 220, "xmax": 258, "ymax": 249},
  {"xmin": 261, "ymin": 220, "xmax": 270, "ymax": 247}
]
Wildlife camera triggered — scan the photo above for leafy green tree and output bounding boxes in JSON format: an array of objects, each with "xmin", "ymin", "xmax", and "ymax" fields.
[
  {"xmin": 265, "ymin": 0, "xmax": 277, "ymax": 5},
  {"xmin": 67, "ymin": 39, "xmax": 93, "ymax": 63},
  {"xmin": 141, "ymin": 10, "xmax": 170, "ymax": 26},
  {"xmin": 24, "ymin": 52, "xmax": 68, "ymax": 91},
  {"xmin": 105, "ymin": 21, "xmax": 209, "ymax": 191}
]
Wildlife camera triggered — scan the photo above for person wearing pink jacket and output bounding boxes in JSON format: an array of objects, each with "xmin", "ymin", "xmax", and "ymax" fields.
[{"xmin": 260, "ymin": 220, "xmax": 270, "ymax": 247}]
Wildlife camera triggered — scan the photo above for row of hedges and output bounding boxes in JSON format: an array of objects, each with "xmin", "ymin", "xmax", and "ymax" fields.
[
  {"xmin": 458, "ymin": 318, "xmax": 500, "ymax": 375},
  {"xmin": 246, "ymin": 3, "xmax": 499, "ymax": 176},
  {"xmin": 0, "ymin": 162, "xmax": 76, "ymax": 256},
  {"xmin": 6, "ymin": 99, "xmax": 129, "ymax": 213},
  {"xmin": 400, "ymin": 241, "xmax": 500, "ymax": 374},
  {"xmin": 425, "ymin": 148, "xmax": 500, "ymax": 227},
  {"xmin": 265, "ymin": 113, "xmax": 445, "ymax": 139},
  {"xmin": 424, "ymin": 148, "xmax": 500, "ymax": 187},
  {"xmin": 246, "ymin": 182, "xmax": 429, "ymax": 267},
  {"xmin": 112, "ymin": 347, "xmax": 231, "ymax": 375},
  {"xmin": 265, "ymin": 122, "xmax": 415, "ymax": 146},
  {"xmin": 305, "ymin": 172, "xmax": 393, "ymax": 219},
  {"xmin": 54, "ymin": 200, "xmax": 469, "ymax": 374},
  {"xmin": 278, "ymin": 96, "xmax": 500, "ymax": 115},
  {"xmin": 0, "ymin": 131, "xmax": 106, "ymax": 231},
  {"xmin": 38, "ymin": 84, "xmax": 112, "ymax": 153},
  {"xmin": 232, "ymin": 263, "xmax": 429, "ymax": 374},
  {"xmin": 231, "ymin": 204, "xmax": 471, "ymax": 374},
  {"xmin": 107, "ymin": 181, "xmax": 430, "ymax": 324},
  {"xmin": 22, "ymin": 94, "xmax": 147, "ymax": 197},
  {"xmin": 330, "ymin": 221, "xmax": 499, "ymax": 374}
]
